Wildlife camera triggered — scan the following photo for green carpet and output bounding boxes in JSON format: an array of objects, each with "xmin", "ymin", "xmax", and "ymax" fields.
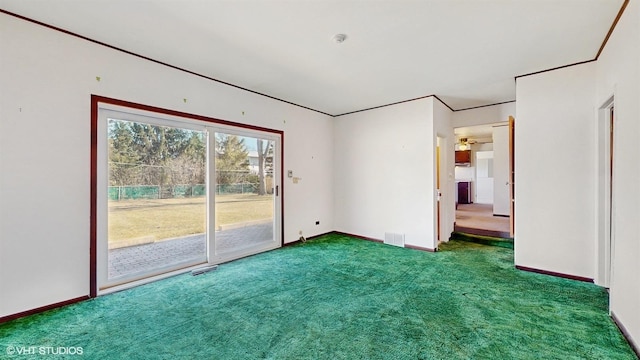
[{"xmin": 0, "ymin": 234, "xmax": 636, "ymax": 359}]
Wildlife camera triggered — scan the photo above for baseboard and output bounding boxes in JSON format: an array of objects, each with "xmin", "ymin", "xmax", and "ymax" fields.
[
  {"xmin": 611, "ymin": 311, "xmax": 640, "ymax": 358},
  {"xmin": 0, "ymin": 295, "xmax": 89, "ymax": 324},
  {"xmin": 283, "ymin": 231, "xmax": 334, "ymax": 246},
  {"xmin": 334, "ymin": 232, "xmax": 437, "ymax": 252},
  {"xmin": 515, "ymin": 265, "xmax": 593, "ymax": 283},
  {"xmin": 405, "ymin": 244, "xmax": 437, "ymax": 252},
  {"xmin": 307, "ymin": 232, "xmax": 334, "ymax": 241},
  {"xmin": 333, "ymin": 231, "xmax": 383, "ymax": 243}
]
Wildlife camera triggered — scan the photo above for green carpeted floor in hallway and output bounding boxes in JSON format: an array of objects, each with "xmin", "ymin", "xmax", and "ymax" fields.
[{"xmin": 0, "ymin": 233, "xmax": 636, "ymax": 359}]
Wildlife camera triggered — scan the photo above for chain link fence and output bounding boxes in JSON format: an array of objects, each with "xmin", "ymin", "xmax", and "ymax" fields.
[
  {"xmin": 108, "ymin": 183, "xmax": 268, "ymax": 200},
  {"xmin": 108, "ymin": 184, "xmax": 207, "ymax": 200}
]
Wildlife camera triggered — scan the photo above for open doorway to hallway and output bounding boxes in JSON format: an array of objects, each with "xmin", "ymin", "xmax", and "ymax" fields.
[{"xmin": 453, "ymin": 123, "xmax": 511, "ymax": 239}]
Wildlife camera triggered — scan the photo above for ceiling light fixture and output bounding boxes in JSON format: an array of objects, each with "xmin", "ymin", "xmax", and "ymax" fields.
[
  {"xmin": 458, "ymin": 137, "xmax": 469, "ymax": 151},
  {"xmin": 332, "ymin": 33, "xmax": 347, "ymax": 43}
]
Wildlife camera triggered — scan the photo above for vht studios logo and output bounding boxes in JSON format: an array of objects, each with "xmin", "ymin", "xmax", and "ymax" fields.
[{"xmin": 6, "ymin": 345, "xmax": 84, "ymax": 356}]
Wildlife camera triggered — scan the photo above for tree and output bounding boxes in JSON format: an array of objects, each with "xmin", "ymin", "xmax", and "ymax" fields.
[
  {"xmin": 215, "ymin": 134, "xmax": 249, "ymax": 186},
  {"xmin": 256, "ymin": 139, "xmax": 274, "ymax": 195},
  {"xmin": 125, "ymin": 122, "xmax": 171, "ymax": 186},
  {"xmin": 108, "ymin": 120, "xmax": 140, "ymax": 186},
  {"xmin": 169, "ymin": 132, "xmax": 206, "ymax": 186},
  {"xmin": 108, "ymin": 119, "xmax": 207, "ymax": 190}
]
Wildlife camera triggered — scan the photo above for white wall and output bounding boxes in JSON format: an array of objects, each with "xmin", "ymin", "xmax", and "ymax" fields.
[
  {"xmin": 515, "ymin": 62, "xmax": 596, "ymax": 279},
  {"xmin": 333, "ymin": 97, "xmax": 454, "ymax": 249},
  {"xmin": 515, "ymin": 3, "xmax": 640, "ymax": 347},
  {"xmin": 595, "ymin": 0, "xmax": 640, "ymax": 347},
  {"xmin": 492, "ymin": 125, "xmax": 510, "ymax": 215},
  {"xmin": 475, "ymin": 151, "xmax": 494, "ymax": 204},
  {"xmin": 454, "ymin": 166, "xmax": 474, "ymax": 182},
  {"xmin": 452, "ymin": 102, "xmax": 515, "ymax": 128},
  {"xmin": 0, "ymin": 14, "xmax": 334, "ymax": 317}
]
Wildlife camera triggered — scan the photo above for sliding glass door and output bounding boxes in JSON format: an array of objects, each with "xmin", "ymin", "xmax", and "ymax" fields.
[
  {"xmin": 96, "ymin": 104, "xmax": 281, "ymax": 292},
  {"xmin": 212, "ymin": 131, "xmax": 279, "ymax": 263}
]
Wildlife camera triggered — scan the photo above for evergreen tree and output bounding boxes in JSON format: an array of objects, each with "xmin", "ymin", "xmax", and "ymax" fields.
[
  {"xmin": 170, "ymin": 132, "xmax": 206, "ymax": 185},
  {"xmin": 215, "ymin": 134, "xmax": 249, "ymax": 186},
  {"xmin": 108, "ymin": 119, "xmax": 207, "ymax": 189},
  {"xmin": 108, "ymin": 120, "xmax": 140, "ymax": 186}
]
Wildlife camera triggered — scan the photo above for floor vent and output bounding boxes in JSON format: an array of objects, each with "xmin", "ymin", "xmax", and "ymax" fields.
[{"xmin": 384, "ymin": 233, "xmax": 405, "ymax": 247}]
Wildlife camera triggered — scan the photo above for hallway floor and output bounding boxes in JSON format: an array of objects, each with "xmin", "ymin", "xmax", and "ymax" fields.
[{"xmin": 454, "ymin": 203, "xmax": 511, "ymax": 238}]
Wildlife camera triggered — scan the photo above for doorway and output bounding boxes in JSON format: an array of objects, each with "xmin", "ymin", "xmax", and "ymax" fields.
[
  {"xmin": 93, "ymin": 98, "xmax": 282, "ymax": 294},
  {"xmin": 596, "ymin": 97, "xmax": 614, "ymax": 288},
  {"xmin": 453, "ymin": 123, "xmax": 511, "ymax": 239}
]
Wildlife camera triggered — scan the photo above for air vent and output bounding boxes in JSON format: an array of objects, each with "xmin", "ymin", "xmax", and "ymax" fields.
[{"xmin": 384, "ymin": 233, "xmax": 405, "ymax": 247}]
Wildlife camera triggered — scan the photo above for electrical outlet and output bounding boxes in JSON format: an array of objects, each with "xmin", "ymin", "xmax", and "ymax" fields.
[{"xmin": 288, "ymin": 170, "xmax": 293, "ymax": 178}]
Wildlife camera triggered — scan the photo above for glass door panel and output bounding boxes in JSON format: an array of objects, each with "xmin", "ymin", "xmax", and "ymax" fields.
[
  {"xmin": 106, "ymin": 118, "xmax": 207, "ymax": 285},
  {"xmin": 213, "ymin": 132, "xmax": 277, "ymax": 259}
]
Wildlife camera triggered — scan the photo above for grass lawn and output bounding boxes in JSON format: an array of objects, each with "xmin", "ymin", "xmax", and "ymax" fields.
[{"xmin": 108, "ymin": 194, "xmax": 273, "ymax": 247}]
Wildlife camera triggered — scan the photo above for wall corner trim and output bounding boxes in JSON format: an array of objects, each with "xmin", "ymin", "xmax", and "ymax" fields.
[
  {"xmin": 514, "ymin": 59, "xmax": 597, "ymax": 80},
  {"xmin": 333, "ymin": 95, "xmax": 439, "ymax": 117},
  {"xmin": 432, "ymin": 95, "xmax": 454, "ymax": 112},
  {"xmin": 454, "ymin": 100, "xmax": 516, "ymax": 113},
  {"xmin": 596, "ymin": 0, "xmax": 630, "ymax": 60}
]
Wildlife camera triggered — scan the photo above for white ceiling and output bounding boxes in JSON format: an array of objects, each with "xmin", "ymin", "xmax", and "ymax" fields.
[
  {"xmin": 0, "ymin": 0, "xmax": 624, "ymax": 116},
  {"xmin": 455, "ymin": 123, "xmax": 505, "ymax": 143}
]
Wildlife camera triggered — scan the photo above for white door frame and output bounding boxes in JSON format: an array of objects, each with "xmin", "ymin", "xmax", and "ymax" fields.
[{"xmin": 595, "ymin": 95, "xmax": 615, "ymax": 288}]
